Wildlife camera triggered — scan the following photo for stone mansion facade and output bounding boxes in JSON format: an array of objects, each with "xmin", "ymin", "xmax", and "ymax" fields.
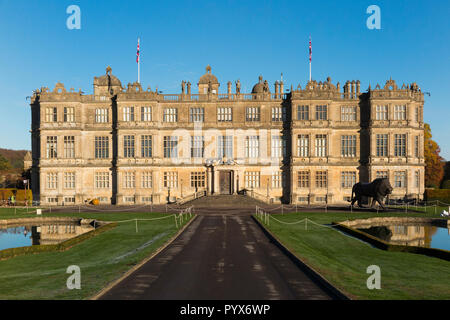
[{"xmin": 29, "ymin": 66, "xmax": 425, "ymax": 205}]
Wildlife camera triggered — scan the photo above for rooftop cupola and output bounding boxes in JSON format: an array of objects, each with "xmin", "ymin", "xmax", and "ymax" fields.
[{"xmin": 198, "ymin": 65, "xmax": 220, "ymax": 94}]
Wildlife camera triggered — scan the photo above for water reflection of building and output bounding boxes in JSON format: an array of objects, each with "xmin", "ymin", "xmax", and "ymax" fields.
[
  {"xmin": 31, "ymin": 223, "xmax": 93, "ymax": 245},
  {"xmin": 387, "ymin": 225, "xmax": 437, "ymax": 247}
]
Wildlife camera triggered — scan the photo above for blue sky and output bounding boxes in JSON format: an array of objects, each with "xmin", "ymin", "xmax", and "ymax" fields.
[{"xmin": 0, "ymin": 0, "xmax": 449, "ymax": 159}]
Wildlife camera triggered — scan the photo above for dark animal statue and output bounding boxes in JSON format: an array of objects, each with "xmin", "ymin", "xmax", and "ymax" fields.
[{"xmin": 350, "ymin": 178, "xmax": 393, "ymax": 210}]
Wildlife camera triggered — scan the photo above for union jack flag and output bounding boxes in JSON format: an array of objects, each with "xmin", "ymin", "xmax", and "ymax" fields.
[
  {"xmin": 309, "ymin": 36, "xmax": 312, "ymax": 62},
  {"xmin": 136, "ymin": 38, "xmax": 140, "ymax": 63}
]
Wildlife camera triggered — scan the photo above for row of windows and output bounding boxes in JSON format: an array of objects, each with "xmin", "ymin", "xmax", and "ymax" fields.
[
  {"xmin": 296, "ymin": 135, "xmax": 356, "ymax": 158},
  {"xmin": 46, "ymin": 172, "xmax": 154, "ymax": 190},
  {"xmin": 374, "ymin": 105, "xmax": 422, "ymax": 122},
  {"xmin": 44, "ymin": 134, "xmax": 420, "ymax": 160},
  {"xmin": 375, "ymin": 170, "xmax": 421, "ymax": 188},
  {"xmin": 296, "ymin": 170, "xmax": 420, "ymax": 189},
  {"xmin": 375, "ymin": 134, "xmax": 421, "ymax": 157},
  {"xmin": 45, "ymin": 135, "xmax": 288, "ymax": 159},
  {"xmin": 45, "ymin": 170, "xmax": 421, "ymax": 190},
  {"xmin": 43, "ymin": 104, "xmax": 422, "ymax": 124}
]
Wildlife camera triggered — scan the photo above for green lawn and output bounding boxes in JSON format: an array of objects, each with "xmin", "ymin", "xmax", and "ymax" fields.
[
  {"xmin": 256, "ymin": 207, "xmax": 450, "ymax": 300},
  {"xmin": 0, "ymin": 208, "xmax": 193, "ymax": 299}
]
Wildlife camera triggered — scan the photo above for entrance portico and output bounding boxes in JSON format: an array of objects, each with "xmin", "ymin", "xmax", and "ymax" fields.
[{"xmin": 206, "ymin": 159, "xmax": 238, "ymax": 195}]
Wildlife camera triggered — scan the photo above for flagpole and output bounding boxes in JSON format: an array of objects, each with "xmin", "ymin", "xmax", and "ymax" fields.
[
  {"xmin": 137, "ymin": 38, "xmax": 140, "ymax": 84},
  {"xmin": 309, "ymin": 36, "xmax": 312, "ymax": 82}
]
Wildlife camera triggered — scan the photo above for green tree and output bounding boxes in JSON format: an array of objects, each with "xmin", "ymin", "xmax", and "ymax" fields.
[
  {"xmin": 424, "ymin": 123, "xmax": 444, "ymax": 188},
  {"xmin": 0, "ymin": 154, "xmax": 11, "ymax": 171}
]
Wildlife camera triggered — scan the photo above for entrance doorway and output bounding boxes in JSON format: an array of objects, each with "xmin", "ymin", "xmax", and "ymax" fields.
[{"xmin": 219, "ymin": 170, "xmax": 233, "ymax": 195}]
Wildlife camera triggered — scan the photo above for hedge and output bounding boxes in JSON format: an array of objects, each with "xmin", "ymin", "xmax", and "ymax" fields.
[
  {"xmin": 0, "ymin": 189, "xmax": 32, "ymax": 202},
  {"xmin": 0, "ymin": 222, "xmax": 117, "ymax": 260},
  {"xmin": 424, "ymin": 189, "xmax": 450, "ymax": 204},
  {"xmin": 441, "ymin": 180, "xmax": 450, "ymax": 190},
  {"xmin": 333, "ymin": 222, "xmax": 450, "ymax": 261}
]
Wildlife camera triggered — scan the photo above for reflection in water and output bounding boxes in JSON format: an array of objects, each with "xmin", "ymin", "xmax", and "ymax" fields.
[
  {"xmin": 0, "ymin": 222, "xmax": 95, "ymax": 250},
  {"xmin": 357, "ymin": 224, "xmax": 449, "ymax": 251}
]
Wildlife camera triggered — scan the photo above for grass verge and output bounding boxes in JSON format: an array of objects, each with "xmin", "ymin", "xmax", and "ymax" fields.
[
  {"xmin": 0, "ymin": 208, "xmax": 193, "ymax": 299},
  {"xmin": 256, "ymin": 207, "xmax": 450, "ymax": 300}
]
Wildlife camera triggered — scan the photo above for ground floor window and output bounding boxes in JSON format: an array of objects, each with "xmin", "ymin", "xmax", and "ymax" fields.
[
  {"xmin": 315, "ymin": 171, "xmax": 327, "ymax": 188},
  {"xmin": 190, "ymin": 171, "xmax": 206, "ymax": 188},
  {"xmin": 341, "ymin": 171, "xmax": 356, "ymax": 188},
  {"xmin": 394, "ymin": 171, "xmax": 406, "ymax": 188},
  {"xmin": 245, "ymin": 171, "xmax": 260, "ymax": 188},
  {"xmin": 298, "ymin": 171, "xmax": 310, "ymax": 188},
  {"xmin": 164, "ymin": 172, "xmax": 178, "ymax": 188}
]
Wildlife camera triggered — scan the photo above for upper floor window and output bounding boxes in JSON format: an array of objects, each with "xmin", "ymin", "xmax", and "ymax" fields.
[
  {"xmin": 189, "ymin": 108, "xmax": 205, "ymax": 123},
  {"xmin": 123, "ymin": 106, "xmax": 135, "ymax": 122},
  {"xmin": 271, "ymin": 106, "xmax": 286, "ymax": 122},
  {"xmin": 64, "ymin": 107, "xmax": 74, "ymax": 123},
  {"xmin": 45, "ymin": 107, "xmax": 57, "ymax": 122},
  {"xmin": 123, "ymin": 135, "xmax": 135, "ymax": 158},
  {"xmin": 271, "ymin": 136, "xmax": 286, "ymax": 158},
  {"xmin": 141, "ymin": 106, "xmax": 152, "ymax": 122},
  {"xmin": 297, "ymin": 105, "xmax": 309, "ymax": 120},
  {"xmin": 217, "ymin": 107, "xmax": 232, "ymax": 122},
  {"xmin": 163, "ymin": 108, "xmax": 178, "ymax": 122},
  {"xmin": 315, "ymin": 134, "xmax": 327, "ymax": 157},
  {"xmin": 63, "ymin": 136, "xmax": 75, "ymax": 158},
  {"xmin": 394, "ymin": 134, "xmax": 406, "ymax": 157},
  {"xmin": 394, "ymin": 105, "xmax": 406, "ymax": 120},
  {"xmin": 341, "ymin": 106, "xmax": 356, "ymax": 121},
  {"xmin": 245, "ymin": 136, "xmax": 260, "ymax": 158},
  {"xmin": 341, "ymin": 135, "xmax": 356, "ymax": 158},
  {"xmin": 415, "ymin": 136, "xmax": 419, "ymax": 158},
  {"xmin": 191, "ymin": 136, "xmax": 205, "ymax": 158},
  {"xmin": 375, "ymin": 105, "xmax": 388, "ymax": 120},
  {"xmin": 246, "ymin": 107, "xmax": 260, "ymax": 122},
  {"xmin": 164, "ymin": 136, "xmax": 178, "ymax": 158},
  {"xmin": 217, "ymin": 136, "xmax": 233, "ymax": 159},
  {"xmin": 376, "ymin": 134, "xmax": 388, "ymax": 157},
  {"xmin": 94, "ymin": 136, "xmax": 109, "ymax": 159},
  {"xmin": 95, "ymin": 108, "xmax": 109, "ymax": 123},
  {"xmin": 141, "ymin": 135, "xmax": 152, "ymax": 158},
  {"xmin": 297, "ymin": 135, "xmax": 309, "ymax": 157},
  {"xmin": 46, "ymin": 136, "xmax": 57, "ymax": 159},
  {"xmin": 315, "ymin": 105, "xmax": 327, "ymax": 120}
]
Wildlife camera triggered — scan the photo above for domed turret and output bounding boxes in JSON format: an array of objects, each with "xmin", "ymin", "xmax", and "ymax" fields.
[
  {"xmin": 198, "ymin": 65, "xmax": 220, "ymax": 94},
  {"xmin": 252, "ymin": 75, "xmax": 270, "ymax": 94}
]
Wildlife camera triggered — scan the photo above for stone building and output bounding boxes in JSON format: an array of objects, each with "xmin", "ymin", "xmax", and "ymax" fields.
[{"xmin": 29, "ymin": 66, "xmax": 425, "ymax": 205}]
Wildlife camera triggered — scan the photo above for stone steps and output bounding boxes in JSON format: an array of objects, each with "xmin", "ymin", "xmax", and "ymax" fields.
[{"xmin": 184, "ymin": 195, "xmax": 267, "ymax": 208}]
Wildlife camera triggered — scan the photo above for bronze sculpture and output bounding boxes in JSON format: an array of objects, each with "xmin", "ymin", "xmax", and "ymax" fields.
[{"xmin": 350, "ymin": 178, "xmax": 393, "ymax": 210}]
